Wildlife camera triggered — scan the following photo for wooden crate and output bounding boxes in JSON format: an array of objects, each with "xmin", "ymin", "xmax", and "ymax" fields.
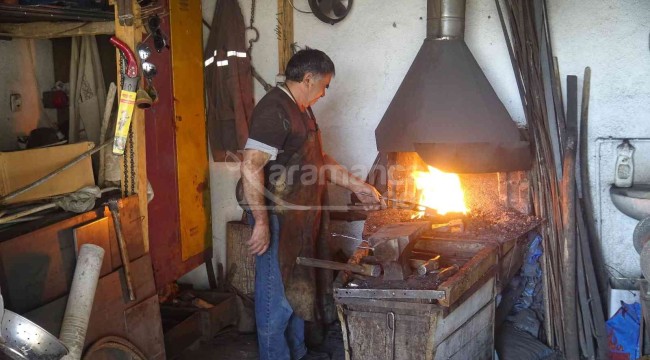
[
  {"xmin": 161, "ymin": 291, "xmax": 238, "ymax": 359},
  {"xmin": 336, "ymin": 278, "xmax": 495, "ymax": 360},
  {"xmin": 334, "ymin": 233, "xmax": 498, "ymax": 360}
]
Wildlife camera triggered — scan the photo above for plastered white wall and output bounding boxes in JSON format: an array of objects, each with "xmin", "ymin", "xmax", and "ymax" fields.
[
  {"xmin": 548, "ymin": 0, "xmax": 650, "ymax": 278},
  {"xmin": 191, "ymin": 0, "xmax": 650, "ymax": 287},
  {"xmin": 0, "ymin": 39, "xmax": 57, "ymax": 151}
]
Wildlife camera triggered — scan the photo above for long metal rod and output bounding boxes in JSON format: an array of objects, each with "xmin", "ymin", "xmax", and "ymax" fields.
[{"xmin": 561, "ymin": 75, "xmax": 579, "ymax": 360}]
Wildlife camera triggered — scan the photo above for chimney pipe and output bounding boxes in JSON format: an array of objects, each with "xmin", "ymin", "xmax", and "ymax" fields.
[{"xmin": 427, "ymin": 0, "xmax": 466, "ymax": 39}]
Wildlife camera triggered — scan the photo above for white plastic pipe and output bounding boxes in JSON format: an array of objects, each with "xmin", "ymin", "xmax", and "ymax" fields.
[{"xmin": 59, "ymin": 244, "xmax": 105, "ymax": 360}]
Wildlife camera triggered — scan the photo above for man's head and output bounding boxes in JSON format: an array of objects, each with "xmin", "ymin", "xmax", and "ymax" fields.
[{"xmin": 285, "ymin": 49, "xmax": 335, "ymax": 107}]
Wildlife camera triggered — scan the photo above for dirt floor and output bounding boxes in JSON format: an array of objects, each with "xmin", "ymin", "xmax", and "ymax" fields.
[{"xmin": 179, "ymin": 322, "xmax": 346, "ymax": 360}]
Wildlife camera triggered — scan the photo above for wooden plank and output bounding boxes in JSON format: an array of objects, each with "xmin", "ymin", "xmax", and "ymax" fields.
[
  {"xmin": 0, "ymin": 210, "xmax": 102, "ymax": 313},
  {"xmin": 72, "ymin": 217, "xmax": 113, "ymax": 276},
  {"xmin": 436, "ymin": 245, "xmax": 497, "ymax": 307},
  {"xmin": 112, "ymin": 0, "xmax": 149, "ymax": 250},
  {"xmin": 0, "ymin": 21, "xmax": 114, "ymax": 39},
  {"xmin": 104, "ymin": 196, "xmax": 146, "ymax": 268},
  {"xmin": 125, "ymin": 295, "xmax": 167, "ymax": 359},
  {"xmin": 163, "ymin": 310, "xmax": 202, "ymax": 359},
  {"xmin": 277, "ymin": 0, "xmax": 294, "ymax": 73},
  {"xmin": 434, "ymin": 300, "xmax": 494, "ymax": 360},
  {"xmin": 23, "ymin": 254, "xmax": 157, "ymax": 342},
  {"xmin": 415, "ymin": 237, "xmax": 488, "ymax": 259},
  {"xmin": 0, "ymin": 196, "xmax": 144, "ymax": 314},
  {"xmin": 198, "ymin": 293, "xmax": 238, "ymax": 340},
  {"xmin": 169, "ymin": 0, "xmax": 211, "ymax": 261}
]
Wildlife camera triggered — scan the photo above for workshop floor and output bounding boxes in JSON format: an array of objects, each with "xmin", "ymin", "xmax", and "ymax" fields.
[{"xmin": 179, "ymin": 322, "xmax": 346, "ymax": 360}]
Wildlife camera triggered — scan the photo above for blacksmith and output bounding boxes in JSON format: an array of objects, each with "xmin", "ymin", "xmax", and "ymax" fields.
[{"xmin": 241, "ymin": 49, "xmax": 383, "ymax": 360}]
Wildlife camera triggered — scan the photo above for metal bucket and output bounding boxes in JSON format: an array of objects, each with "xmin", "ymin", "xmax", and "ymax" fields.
[{"xmin": 0, "ymin": 310, "xmax": 68, "ymax": 360}]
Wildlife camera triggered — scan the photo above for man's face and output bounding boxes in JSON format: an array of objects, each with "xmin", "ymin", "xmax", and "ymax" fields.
[{"xmin": 305, "ymin": 73, "xmax": 333, "ymax": 106}]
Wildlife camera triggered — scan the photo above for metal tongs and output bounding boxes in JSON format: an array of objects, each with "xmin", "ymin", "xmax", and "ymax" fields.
[{"xmin": 354, "ymin": 192, "xmax": 436, "ymax": 212}]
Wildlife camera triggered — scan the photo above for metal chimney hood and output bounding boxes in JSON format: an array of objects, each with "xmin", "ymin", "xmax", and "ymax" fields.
[{"xmin": 374, "ymin": 0, "xmax": 531, "ymax": 173}]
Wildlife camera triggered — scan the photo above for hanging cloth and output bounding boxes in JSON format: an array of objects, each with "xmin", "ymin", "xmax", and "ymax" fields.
[
  {"xmin": 204, "ymin": 0, "xmax": 255, "ymax": 160},
  {"xmin": 68, "ymin": 36, "xmax": 106, "ymax": 145}
]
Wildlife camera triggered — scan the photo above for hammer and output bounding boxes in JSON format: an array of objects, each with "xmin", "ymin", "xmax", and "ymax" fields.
[
  {"xmin": 296, "ymin": 257, "xmax": 381, "ymax": 277},
  {"xmin": 107, "ymin": 199, "xmax": 136, "ymax": 301}
]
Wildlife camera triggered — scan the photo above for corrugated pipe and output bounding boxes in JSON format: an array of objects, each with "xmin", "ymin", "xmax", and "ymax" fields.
[{"xmin": 59, "ymin": 244, "xmax": 105, "ymax": 360}]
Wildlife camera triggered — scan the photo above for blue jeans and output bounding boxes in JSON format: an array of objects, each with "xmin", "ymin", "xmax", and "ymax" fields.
[{"xmin": 252, "ymin": 213, "xmax": 307, "ymax": 360}]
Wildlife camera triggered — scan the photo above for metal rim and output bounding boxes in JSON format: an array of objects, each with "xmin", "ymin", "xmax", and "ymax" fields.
[{"xmin": 633, "ymin": 217, "xmax": 650, "ymax": 254}]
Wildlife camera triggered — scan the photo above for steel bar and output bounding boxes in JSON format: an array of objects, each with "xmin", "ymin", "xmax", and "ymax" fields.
[
  {"xmin": 0, "ymin": 4, "xmax": 113, "ymax": 22},
  {"xmin": 498, "ymin": 0, "xmax": 570, "ymax": 351},
  {"xmin": 576, "ymin": 226, "xmax": 595, "ymax": 358},
  {"xmin": 560, "ymin": 75, "xmax": 579, "ymax": 360},
  {"xmin": 577, "ymin": 200, "xmax": 609, "ymax": 359},
  {"xmin": 334, "ymin": 288, "xmax": 446, "ymax": 300}
]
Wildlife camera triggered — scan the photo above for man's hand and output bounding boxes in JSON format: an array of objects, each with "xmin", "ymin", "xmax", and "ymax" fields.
[
  {"xmin": 247, "ymin": 222, "xmax": 270, "ymax": 255},
  {"xmin": 354, "ymin": 183, "xmax": 387, "ymax": 211}
]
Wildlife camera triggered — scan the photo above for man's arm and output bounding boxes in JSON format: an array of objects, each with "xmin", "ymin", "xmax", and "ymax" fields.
[
  {"xmin": 323, "ymin": 153, "xmax": 384, "ymax": 209},
  {"xmin": 241, "ymin": 149, "xmax": 272, "ymax": 255}
]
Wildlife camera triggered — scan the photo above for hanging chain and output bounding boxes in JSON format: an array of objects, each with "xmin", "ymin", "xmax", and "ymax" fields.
[
  {"xmin": 250, "ymin": 0, "xmax": 255, "ymax": 27},
  {"xmin": 247, "ymin": 0, "xmax": 259, "ymax": 54},
  {"xmin": 129, "ymin": 127, "xmax": 136, "ymax": 195},
  {"xmin": 118, "ymin": 51, "xmax": 137, "ymax": 197},
  {"xmin": 119, "ymin": 53, "xmax": 129, "ymax": 197}
]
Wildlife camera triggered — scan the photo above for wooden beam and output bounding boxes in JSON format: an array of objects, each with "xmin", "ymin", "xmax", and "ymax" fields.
[
  {"xmin": 0, "ymin": 21, "xmax": 114, "ymax": 39},
  {"xmin": 277, "ymin": 0, "xmax": 294, "ymax": 74},
  {"xmin": 112, "ymin": 3, "xmax": 149, "ymax": 250}
]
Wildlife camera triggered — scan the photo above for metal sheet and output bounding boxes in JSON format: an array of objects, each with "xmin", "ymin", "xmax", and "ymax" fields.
[
  {"xmin": 334, "ymin": 288, "xmax": 446, "ymax": 300},
  {"xmin": 374, "ymin": 34, "xmax": 532, "ymax": 173},
  {"xmin": 169, "ymin": 0, "xmax": 211, "ymax": 261},
  {"xmin": 145, "ymin": 2, "xmax": 208, "ymax": 287}
]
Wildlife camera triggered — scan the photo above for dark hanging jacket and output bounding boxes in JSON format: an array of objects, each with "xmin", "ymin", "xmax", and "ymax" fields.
[{"xmin": 204, "ymin": 0, "xmax": 254, "ymax": 160}]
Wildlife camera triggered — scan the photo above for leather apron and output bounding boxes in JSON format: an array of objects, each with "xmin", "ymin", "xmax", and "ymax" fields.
[{"xmin": 267, "ymin": 107, "xmax": 333, "ymax": 324}]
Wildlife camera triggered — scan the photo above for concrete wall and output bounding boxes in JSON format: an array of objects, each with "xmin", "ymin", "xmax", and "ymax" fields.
[
  {"xmin": 188, "ymin": 0, "xmax": 650, "ymax": 287},
  {"xmin": 0, "ymin": 39, "xmax": 57, "ymax": 151}
]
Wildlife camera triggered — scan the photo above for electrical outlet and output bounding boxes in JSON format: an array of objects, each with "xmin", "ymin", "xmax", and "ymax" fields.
[{"xmin": 9, "ymin": 93, "xmax": 22, "ymax": 112}]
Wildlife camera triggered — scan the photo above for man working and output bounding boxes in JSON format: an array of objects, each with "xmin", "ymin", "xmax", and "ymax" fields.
[{"xmin": 241, "ymin": 49, "xmax": 383, "ymax": 360}]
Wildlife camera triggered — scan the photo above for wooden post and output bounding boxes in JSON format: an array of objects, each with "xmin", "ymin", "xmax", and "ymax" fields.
[
  {"xmin": 112, "ymin": 1, "xmax": 149, "ymax": 250},
  {"xmin": 277, "ymin": 0, "xmax": 294, "ymax": 74}
]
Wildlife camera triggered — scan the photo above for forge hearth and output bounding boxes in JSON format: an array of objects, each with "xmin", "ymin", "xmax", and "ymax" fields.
[
  {"xmin": 333, "ymin": 222, "xmax": 502, "ymax": 360},
  {"xmin": 333, "ymin": 212, "xmax": 540, "ymax": 359}
]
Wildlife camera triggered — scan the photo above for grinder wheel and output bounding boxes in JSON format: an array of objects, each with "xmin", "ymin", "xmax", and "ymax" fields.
[{"xmin": 633, "ymin": 217, "xmax": 650, "ymax": 254}]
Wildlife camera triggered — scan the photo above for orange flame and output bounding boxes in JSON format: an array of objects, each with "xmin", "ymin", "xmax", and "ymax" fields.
[{"xmin": 413, "ymin": 166, "xmax": 468, "ymax": 215}]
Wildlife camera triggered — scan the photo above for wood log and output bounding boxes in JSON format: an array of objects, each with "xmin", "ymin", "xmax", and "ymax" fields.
[{"xmin": 226, "ymin": 221, "xmax": 255, "ymax": 294}]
